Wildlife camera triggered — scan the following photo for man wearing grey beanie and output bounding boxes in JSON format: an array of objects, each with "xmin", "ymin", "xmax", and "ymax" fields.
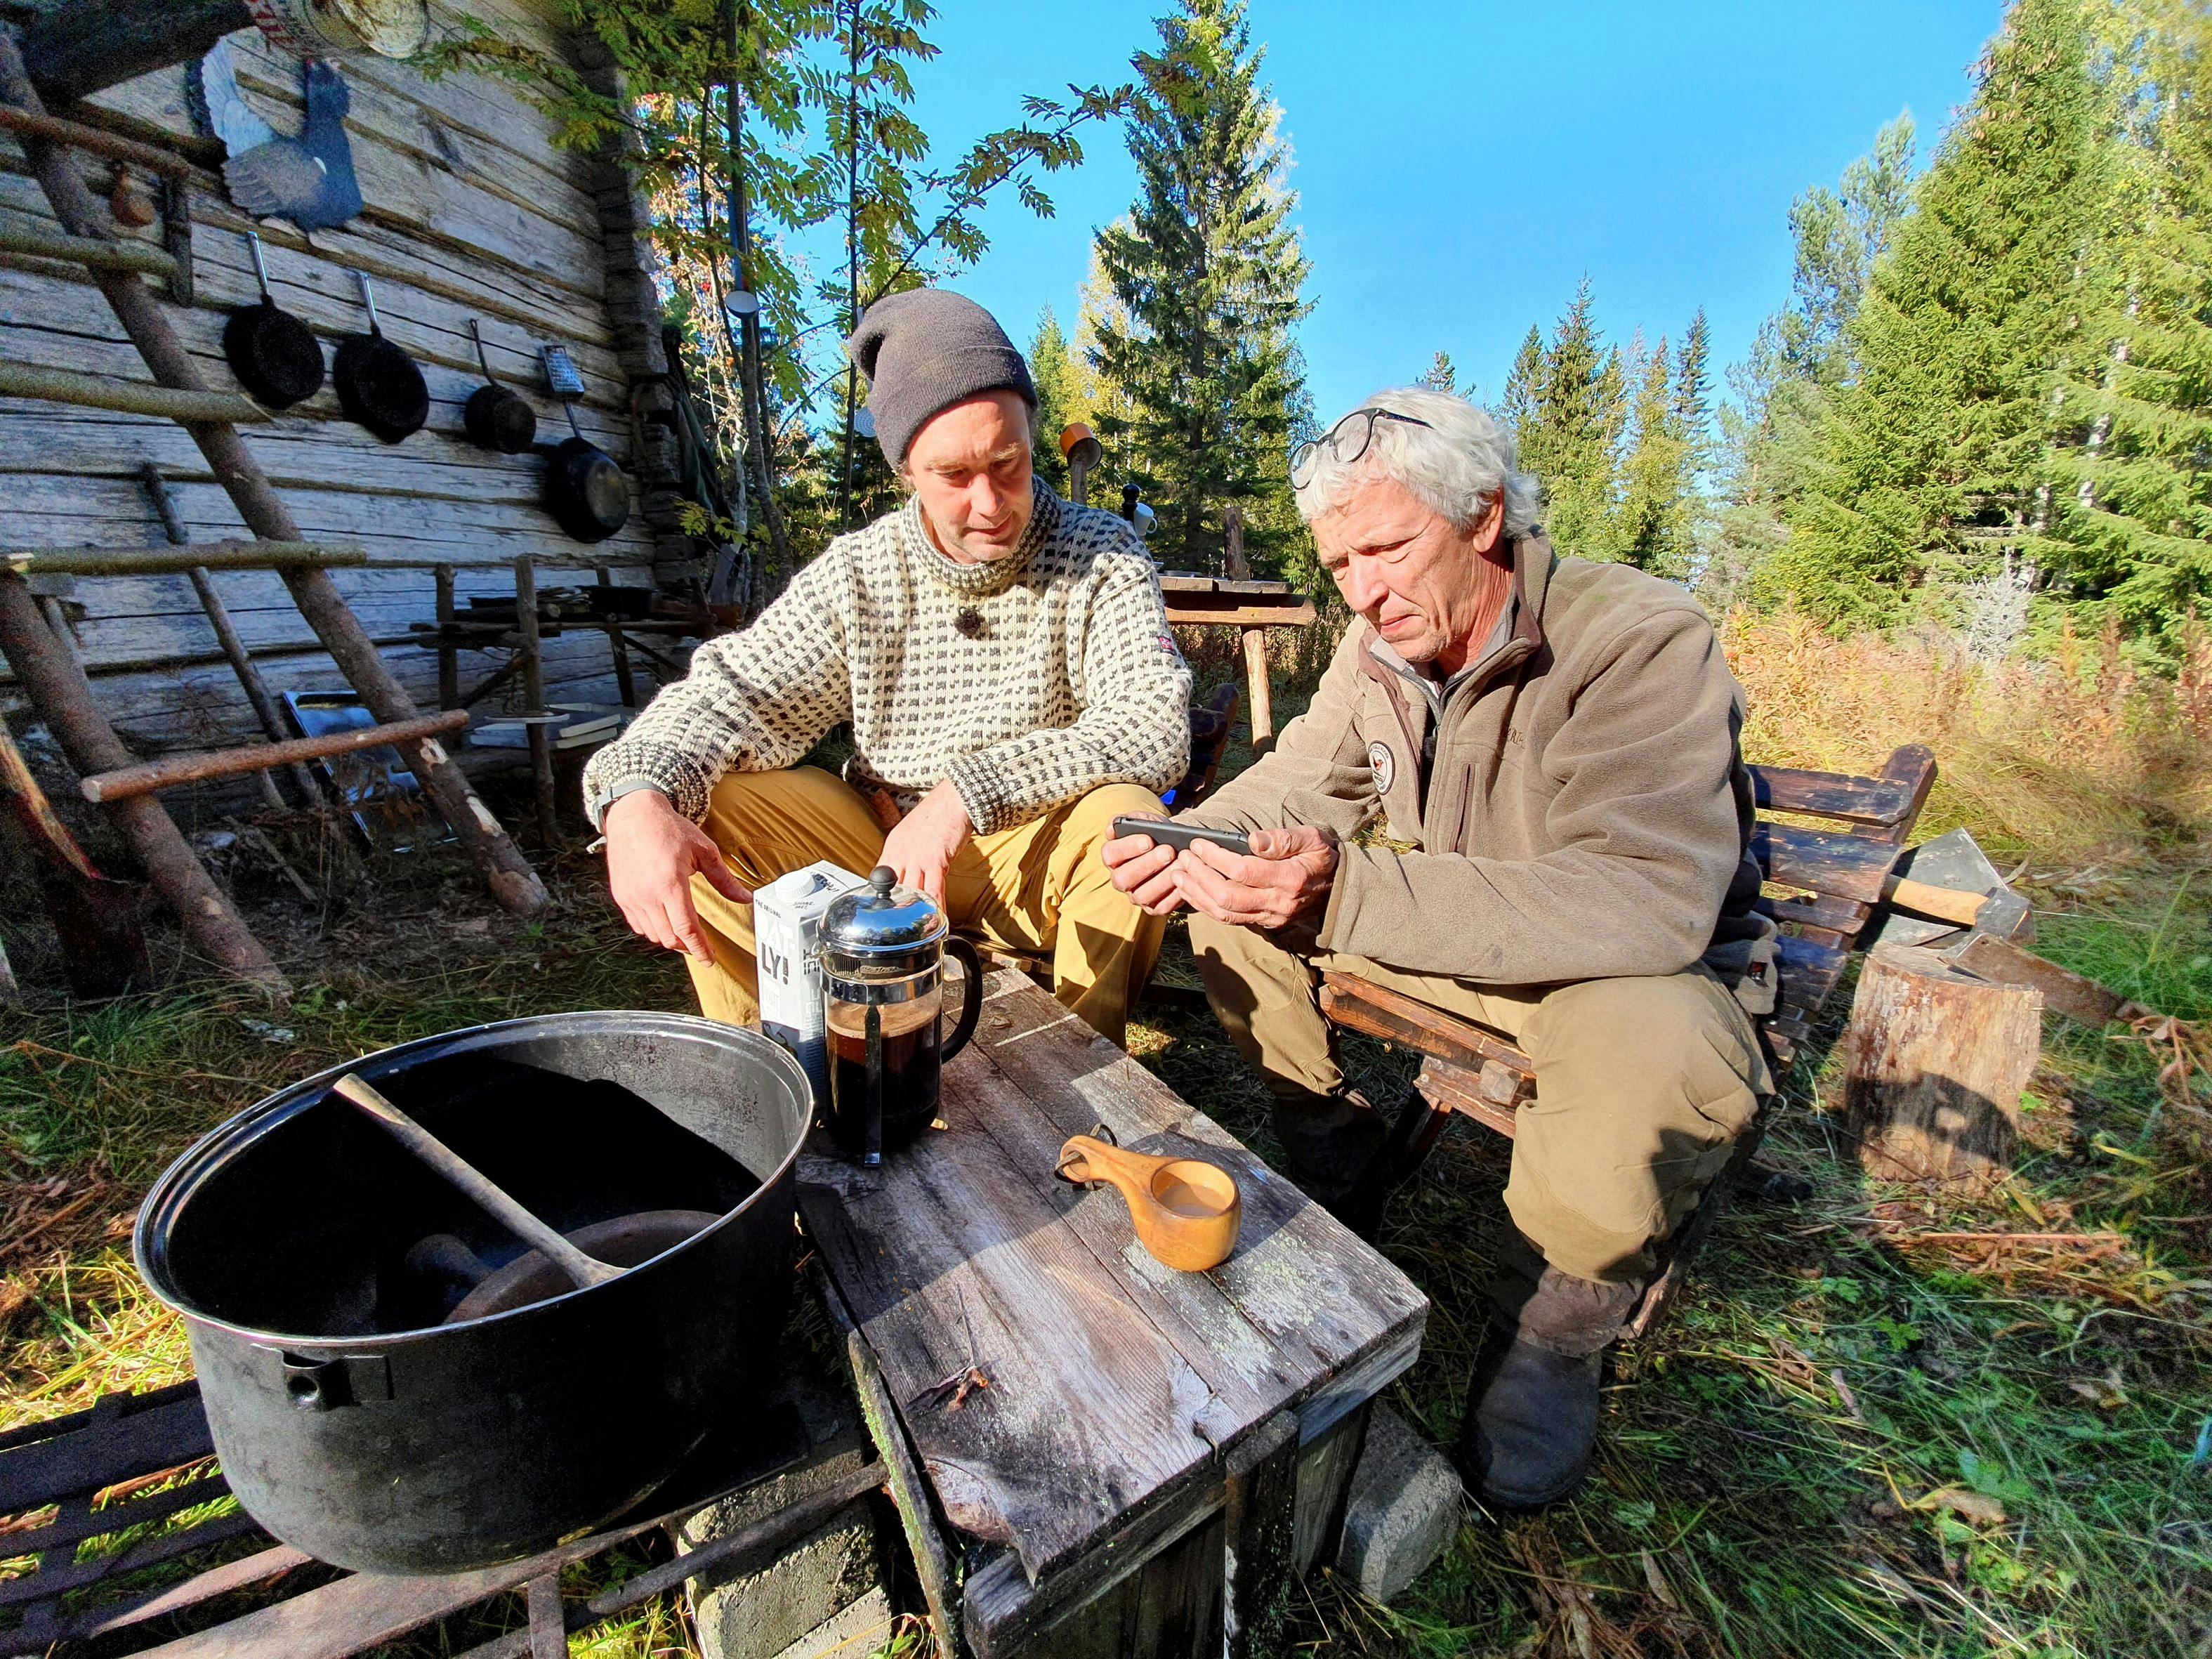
[{"xmin": 584, "ymin": 289, "xmax": 1192, "ymax": 1048}]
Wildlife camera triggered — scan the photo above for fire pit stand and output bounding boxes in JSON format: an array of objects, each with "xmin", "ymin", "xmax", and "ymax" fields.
[{"xmin": 0, "ymin": 1379, "xmax": 860, "ymax": 1657}]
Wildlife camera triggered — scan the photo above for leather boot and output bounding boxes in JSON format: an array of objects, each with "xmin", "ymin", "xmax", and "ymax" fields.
[
  {"xmin": 1270, "ymin": 1086, "xmax": 1390, "ymax": 1237},
  {"xmin": 1454, "ymin": 1261, "xmax": 1642, "ymax": 1509}
]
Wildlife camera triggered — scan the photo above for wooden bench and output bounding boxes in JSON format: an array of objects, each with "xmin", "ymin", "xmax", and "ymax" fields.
[{"xmin": 1319, "ymin": 743, "xmax": 1938, "ymax": 1337}]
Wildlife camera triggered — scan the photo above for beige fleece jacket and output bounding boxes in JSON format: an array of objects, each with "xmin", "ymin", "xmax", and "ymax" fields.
[{"xmin": 1185, "ymin": 535, "xmax": 1765, "ymax": 986}]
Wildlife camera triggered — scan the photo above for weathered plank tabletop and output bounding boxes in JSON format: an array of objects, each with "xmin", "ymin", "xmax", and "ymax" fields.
[{"xmin": 798, "ymin": 969, "xmax": 1428, "ymax": 1656}]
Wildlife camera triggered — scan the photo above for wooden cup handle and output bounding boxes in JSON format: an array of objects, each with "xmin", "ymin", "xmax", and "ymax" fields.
[{"xmin": 1882, "ymin": 874, "xmax": 1991, "ymax": 927}]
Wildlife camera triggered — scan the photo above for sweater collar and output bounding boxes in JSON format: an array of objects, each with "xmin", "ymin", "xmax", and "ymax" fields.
[{"xmin": 898, "ymin": 478, "xmax": 1060, "ymax": 598}]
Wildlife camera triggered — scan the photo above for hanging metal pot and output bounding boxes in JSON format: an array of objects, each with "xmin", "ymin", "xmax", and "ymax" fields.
[
  {"xmin": 462, "ymin": 317, "xmax": 536, "ymax": 454},
  {"xmin": 543, "ymin": 402, "xmax": 631, "ymax": 542},
  {"xmin": 223, "ymin": 231, "xmax": 324, "ymax": 410},
  {"xmin": 333, "ymin": 271, "xmax": 427, "ymax": 442}
]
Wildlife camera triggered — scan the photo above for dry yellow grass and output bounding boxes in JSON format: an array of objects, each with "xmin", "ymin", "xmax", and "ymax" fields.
[{"xmin": 1723, "ymin": 611, "xmax": 2212, "ymax": 861}]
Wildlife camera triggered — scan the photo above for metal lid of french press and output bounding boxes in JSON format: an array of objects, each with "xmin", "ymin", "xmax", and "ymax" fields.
[{"xmin": 816, "ymin": 866, "xmax": 947, "ymax": 981}]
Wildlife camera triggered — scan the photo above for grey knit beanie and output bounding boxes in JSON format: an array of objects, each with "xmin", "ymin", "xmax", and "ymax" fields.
[{"xmin": 847, "ymin": 289, "xmax": 1036, "ymax": 466}]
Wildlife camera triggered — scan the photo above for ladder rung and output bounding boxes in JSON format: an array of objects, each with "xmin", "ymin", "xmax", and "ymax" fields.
[
  {"xmin": 79, "ymin": 710, "xmax": 472, "ymax": 804},
  {"xmin": 4, "ymin": 542, "xmax": 370, "ymax": 578},
  {"xmin": 0, "ymin": 105, "xmax": 196, "ymax": 179},
  {"xmin": 0, "ymin": 360, "xmax": 270, "ymax": 424},
  {"xmin": 0, "ymin": 226, "xmax": 177, "ymax": 277}
]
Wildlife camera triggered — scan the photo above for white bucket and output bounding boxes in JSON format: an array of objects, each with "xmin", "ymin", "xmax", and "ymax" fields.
[{"xmin": 244, "ymin": 0, "xmax": 430, "ymax": 60}]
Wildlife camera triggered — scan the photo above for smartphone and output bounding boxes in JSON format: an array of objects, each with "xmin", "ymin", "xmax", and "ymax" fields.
[{"xmin": 1110, "ymin": 816, "xmax": 1253, "ymax": 858}]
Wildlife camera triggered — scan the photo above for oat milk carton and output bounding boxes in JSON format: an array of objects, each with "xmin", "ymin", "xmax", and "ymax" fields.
[{"xmin": 751, "ymin": 861, "xmax": 869, "ymax": 1105}]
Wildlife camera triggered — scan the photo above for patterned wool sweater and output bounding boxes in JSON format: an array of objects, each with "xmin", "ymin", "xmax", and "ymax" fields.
[{"xmin": 582, "ymin": 480, "xmax": 1193, "ymax": 835}]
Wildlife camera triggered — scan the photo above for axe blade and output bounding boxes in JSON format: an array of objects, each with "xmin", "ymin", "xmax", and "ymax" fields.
[{"xmin": 1867, "ymin": 827, "xmax": 2032, "ymax": 950}]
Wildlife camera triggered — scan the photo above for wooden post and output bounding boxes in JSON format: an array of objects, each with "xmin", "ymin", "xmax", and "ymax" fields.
[
  {"xmin": 1222, "ymin": 504, "xmax": 1249, "ymax": 579},
  {"xmin": 514, "ymin": 558, "xmax": 560, "ymax": 849},
  {"xmin": 435, "ymin": 565, "xmax": 459, "ymax": 713},
  {"xmin": 0, "ymin": 31, "xmax": 546, "ymax": 917},
  {"xmin": 595, "ymin": 566, "xmax": 637, "ymax": 708},
  {"xmin": 0, "ymin": 575, "xmax": 284, "ymax": 992},
  {"xmin": 142, "ymin": 464, "xmax": 316, "ymax": 811},
  {"xmin": 190, "ymin": 563, "xmax": 291, "ymax": 815},
  {"xmin": 1840, "ymin": 943, "xmax": 2043, "ymax": 1187},
  {"xmin": 35, "ymin": 596, "xmax": 86, "ymax": 674},
  {"xmin": 1242, "ymin": 628, "xmax": 1275, "ymax": 757},
  {"xmin": 0, "ymin": 719, "xmax": 151, "ymax": 997}
]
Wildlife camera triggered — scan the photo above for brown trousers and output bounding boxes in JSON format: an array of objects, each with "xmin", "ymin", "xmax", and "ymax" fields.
[{"xmin": 1187, "ymin": 914, "xmax": 1772, "ymax": 1284}]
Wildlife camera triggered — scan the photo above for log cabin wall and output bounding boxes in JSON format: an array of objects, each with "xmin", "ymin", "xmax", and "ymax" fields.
[{"xmin": 0, "ymin": 0, "xmax": 697, "ymax": 761}]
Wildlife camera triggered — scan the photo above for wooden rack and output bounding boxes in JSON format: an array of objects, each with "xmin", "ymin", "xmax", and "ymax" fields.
[{"xmin": 0, "ymin": 43, "xmax": 550, "ymax": 992}]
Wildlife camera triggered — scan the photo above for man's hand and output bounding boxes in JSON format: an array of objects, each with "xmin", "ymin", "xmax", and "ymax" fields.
[
  {"xmin": 603, "ymin": 789, "xmax": 751, "ymax": 962},
  {"xmin": 1170, "ymin": 825, "xmax": 1338, "ymax": 930},
  {"xmin": 880, "ymin": 778, "xmax": 971, "ymax": 907},
  {"xmin": 1102, "ymin": 812, "xmax": 1184, "ymax": 917}
]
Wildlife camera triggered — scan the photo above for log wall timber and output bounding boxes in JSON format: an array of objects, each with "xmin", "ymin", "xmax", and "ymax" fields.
[{"xmin": 0, "ymin": 1, "xmax": 697, "ymax": 756}]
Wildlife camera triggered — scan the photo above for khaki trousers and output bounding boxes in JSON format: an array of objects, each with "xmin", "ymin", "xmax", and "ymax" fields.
[
  {"xmin": 1187, "ymin": 914, "xmax": 1772, "ymax": 1284},
  {"xmin": 686, "ymin": 767, "xmax": 1166, "ymax": 1048}
]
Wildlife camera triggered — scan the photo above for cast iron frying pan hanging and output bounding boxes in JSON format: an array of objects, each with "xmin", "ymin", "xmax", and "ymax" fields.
[
  {"xmin": 334, "ymin": 271, "xmax": 428, "ymax": 442},
  {"xmin": 222, "ymin": 230, "xmax": 324, "ymax": 409},
  {"xmin": 462, "ymin": 318, "xmax": 536, "ymax": 453},
  {"xmin": 544, "ymin": 400, "xmax": 631, "ymax": 542}
]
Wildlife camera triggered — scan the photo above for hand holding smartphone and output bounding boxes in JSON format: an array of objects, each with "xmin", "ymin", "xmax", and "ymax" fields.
[{"xmin": 1108, "ymin": 816, "xmax": 1253, "ymax": 858}]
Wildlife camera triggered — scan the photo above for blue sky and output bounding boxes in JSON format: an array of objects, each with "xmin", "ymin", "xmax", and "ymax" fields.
[{"xmin": 890, "ymin": 1, "xmax": 2004, "ymax": 423}]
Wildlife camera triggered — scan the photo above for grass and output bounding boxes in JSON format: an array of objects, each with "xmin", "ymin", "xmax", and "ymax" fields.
[{"xmin": 4, "ymin": 630, "xmax": 2211, "ymax": 1655}]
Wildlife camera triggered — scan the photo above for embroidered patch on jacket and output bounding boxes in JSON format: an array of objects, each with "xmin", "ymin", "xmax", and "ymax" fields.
[{"xmin": 1368, "ymin": 739, "xmax": 1396, "ymax": 793}]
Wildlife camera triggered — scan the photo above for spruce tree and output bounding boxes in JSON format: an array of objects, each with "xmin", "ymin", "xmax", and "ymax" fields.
[
  {"xmin": 1670, "ymin": 308, "xmax": 1714, "ymax": 570},
  {"xmin": 1618, "ymin": 339, "xmax": 1685, "ymax": 573},
  {"xmin": 2043, "ymin": 0, "xmax": 2212, "ymax": 660},
  {"xmin": 1029, "ymin": 307, "xmax": 1080, "ymax": 494},
  {"xmin": 1705, "ymin": 117, "xmax": 1918, "ymax": 610},
  {"xmin": 1088, "ymin": 0, "xmax": 1312, "ymax": 573},
  {"xmin": 1421, "ymin": 350, "xmax": 1458, "ymax": 394},
  {"xmin": 1777, "ymin": 0, "xmax": 2104, "ymax": 629},
  {"xmin": 1518, "ymin": 279, "xmax": 1627, "ymax": 560},
  {"xmin": 1501, "ymin": 325, "xmax": 1544, "ymax": 442}
]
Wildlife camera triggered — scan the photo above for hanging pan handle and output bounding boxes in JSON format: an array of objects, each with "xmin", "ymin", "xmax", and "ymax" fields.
[
  {"xmin": 468, "ymin": 316, "xmax": 498, "ymax": 383},
  {"xmin": 245, "ymin": 230, "xmax": 275, "ymax": 303},
  {"xmin": 355, "ymin": 270, "xmax": 385, "ymax": 338}
]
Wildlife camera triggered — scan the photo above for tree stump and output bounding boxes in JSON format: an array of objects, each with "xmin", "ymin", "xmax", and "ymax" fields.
[{"xmin": 1840, "ymin": 943, "xmax": 2044, "ymax": 1186}]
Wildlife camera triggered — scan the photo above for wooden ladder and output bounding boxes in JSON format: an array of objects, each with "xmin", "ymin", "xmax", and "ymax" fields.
[{"xmin": 0, "ymin": 33, "xmax": 549, "ymax": 991}]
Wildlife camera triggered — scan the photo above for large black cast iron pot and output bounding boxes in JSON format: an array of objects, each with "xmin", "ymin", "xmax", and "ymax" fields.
[{"xmin": 134, "ymin": 1013, "xmax": 812, "ymax": 1575}]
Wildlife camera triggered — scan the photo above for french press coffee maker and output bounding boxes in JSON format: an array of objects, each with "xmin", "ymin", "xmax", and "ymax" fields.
[{"xmin": 815, "ymin": 867, "xmax": 985, "ymax": 1165}]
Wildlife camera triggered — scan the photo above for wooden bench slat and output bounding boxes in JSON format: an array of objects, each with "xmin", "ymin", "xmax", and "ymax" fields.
[
  {"xmin": 1319, "ymin": 972, "xmax": 1533, "ymax": 1077},
  {"xmin": 1760, "ymin": 891, "xmax": 1871, "ymax": 936},
  {"xmin": 1750, "ymin": 820, "xmax": 1897, "ymax": 905},
  {"xmin": 1748, "ymin": 763, "xmax": 1921, "ymax": 827},
  {"xmin": 1775, "ymin": 933, "xmax": 1848, "ymax": 1009}
]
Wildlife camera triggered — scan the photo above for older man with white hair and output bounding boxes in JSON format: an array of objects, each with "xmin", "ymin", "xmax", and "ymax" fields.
[{"xmin": 1103, "ymin": 387, "xmax": 1775, "ymax": 1509}]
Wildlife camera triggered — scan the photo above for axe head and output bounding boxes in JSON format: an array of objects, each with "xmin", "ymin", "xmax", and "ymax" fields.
[{"xmin": 1867, "ymin": 827, "xmax": 2034, "ymax": 951}]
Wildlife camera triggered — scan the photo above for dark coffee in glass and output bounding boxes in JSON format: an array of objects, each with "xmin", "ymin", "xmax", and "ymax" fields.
[{"xmin": 824, "ymin": 995, "xmax": 943, "ymax": 1160}]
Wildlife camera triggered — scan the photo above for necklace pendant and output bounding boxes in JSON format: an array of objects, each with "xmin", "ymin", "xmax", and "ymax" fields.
[{"xmin": 954, "ymin": 607, "xmax": 985, "ymax": 638}]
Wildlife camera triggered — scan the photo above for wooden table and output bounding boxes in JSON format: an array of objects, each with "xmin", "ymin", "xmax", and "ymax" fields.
[
  {"xmin": 798, "ymin": 971, "xmax": 1428, "ymax": 1659},
  {"xmin": 1156, "ymin": 575, "xmax": 1315, "ymax": 755}
]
